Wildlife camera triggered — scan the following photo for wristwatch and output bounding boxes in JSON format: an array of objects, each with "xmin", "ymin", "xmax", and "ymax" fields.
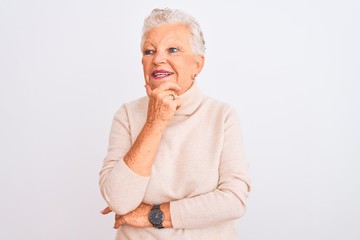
[{"xmin": 148, "ymin": 204, "xmax": 164, "ymax": 229}]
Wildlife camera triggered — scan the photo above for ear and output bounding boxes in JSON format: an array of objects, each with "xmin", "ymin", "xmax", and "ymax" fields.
[{"xmin": 194, "ymin": 54, "xmax": 205, "ymax": 75}]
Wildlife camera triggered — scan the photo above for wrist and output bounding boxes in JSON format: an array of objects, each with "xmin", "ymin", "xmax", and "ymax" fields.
[
  {"xmin": 145, "ymin": 120, "xmax": 168, "ymax": 129},
  {"xmin": 160, "ymin": 203, "xmax": 172, "ymax": 228}
]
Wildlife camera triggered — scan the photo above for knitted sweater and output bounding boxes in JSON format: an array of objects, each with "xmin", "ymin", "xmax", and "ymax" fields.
[{"xmin": 99, "ymin": 84, "xmax": 251, "ymax": 240}]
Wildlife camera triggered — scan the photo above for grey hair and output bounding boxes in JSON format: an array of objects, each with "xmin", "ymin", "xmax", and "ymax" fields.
[{"xmin": 141, "ymin": 8, "xmax": 206, "ymax": 55}]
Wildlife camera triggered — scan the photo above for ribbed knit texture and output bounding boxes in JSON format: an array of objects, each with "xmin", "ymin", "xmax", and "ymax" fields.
[{"xmin": 99, "ymin": 84, "xmax": 251, "ymax": 240}]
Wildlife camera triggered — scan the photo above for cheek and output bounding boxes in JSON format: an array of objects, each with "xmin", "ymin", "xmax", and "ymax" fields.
[
  {"xmin": 172, "ymin": 58, "xmax": 188, "ymax": 73},
  {"xmin": 142, "ymin": 57, "xmax": 150, "ymax": 66},
  {"xmin": 141, "ymin": 60, "xmax": 151, "ymax": 84},
  {"xmin": 142, "ymin": 60, "xmax": 151, "ymax": 74},
  {"xmin": 177, "ymin": 58, "xmax": 197, "ymax": 75}
]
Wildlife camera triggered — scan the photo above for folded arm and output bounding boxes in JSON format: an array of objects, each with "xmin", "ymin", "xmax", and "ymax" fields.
[{"xmin": 108, "ymin": 106, "xmax": 250, "ymax": 229}]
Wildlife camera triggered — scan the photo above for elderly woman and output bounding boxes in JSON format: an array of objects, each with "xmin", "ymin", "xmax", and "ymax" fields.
[{"xmin": 100, "ymin": 8, "xmax": 251, "ymax": 240}]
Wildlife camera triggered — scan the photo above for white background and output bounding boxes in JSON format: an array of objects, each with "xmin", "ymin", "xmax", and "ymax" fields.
[{"xmin": 1, "ymin": 0, "xmax": 359, "ymax": 239}]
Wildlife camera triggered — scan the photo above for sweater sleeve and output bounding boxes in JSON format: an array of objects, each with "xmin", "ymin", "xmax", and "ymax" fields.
[
  {"xmin": 99, "ymin": 106, "xmax": 150, "ymax": 215},
  {"xmin": 170, "ymin": 107, "xmax": 251, "ymax": 229}
]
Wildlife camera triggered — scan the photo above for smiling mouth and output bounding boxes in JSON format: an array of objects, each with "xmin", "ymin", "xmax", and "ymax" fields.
[
  {"xmin": 153, "ymin": 72, "xmax": 172, "ymax": 77},
  {"xmin": 151, "ymin": 70, "xmax": 174, "ymax": 79}
]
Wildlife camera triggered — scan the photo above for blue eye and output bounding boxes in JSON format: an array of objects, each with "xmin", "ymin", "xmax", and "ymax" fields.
[
  {"xmin": 169, "ymin": 48, "xmax": 179, "ymax": 53},
  {"xmin": 144, "ymin": 50, "xmax": 154, "ymax": 55}
]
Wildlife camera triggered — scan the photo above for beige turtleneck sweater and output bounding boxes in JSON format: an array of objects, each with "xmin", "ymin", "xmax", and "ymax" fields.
[{"xmin": 99, "ymin": 84, "xmax": 251, "ymax": 240}]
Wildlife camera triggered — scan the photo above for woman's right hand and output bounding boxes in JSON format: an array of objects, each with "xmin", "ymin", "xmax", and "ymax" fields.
[{"xmin": 145, "ymin": 82, "xmax": 182, "ymax": 125}]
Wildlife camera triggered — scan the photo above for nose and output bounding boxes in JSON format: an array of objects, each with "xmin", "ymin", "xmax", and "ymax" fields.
[{"xmin": 152, "ymin": 50, "xmax": 167, "ymax": 65}]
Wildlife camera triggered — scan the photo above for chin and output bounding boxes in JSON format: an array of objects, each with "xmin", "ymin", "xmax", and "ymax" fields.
[{"xmin": 150, "ymin": 79, "xmax": 175, "ymax": 89}]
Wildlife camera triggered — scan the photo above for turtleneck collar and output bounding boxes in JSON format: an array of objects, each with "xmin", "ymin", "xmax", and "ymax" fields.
[{"xmin": 175, "ymin": 83, "xmax": 203, "ymax": 116}]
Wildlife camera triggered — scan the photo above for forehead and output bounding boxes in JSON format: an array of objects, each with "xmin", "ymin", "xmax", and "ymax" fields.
[{"xmin": 143, "ymin": 24, "xmax": 191, "ymax": 46}]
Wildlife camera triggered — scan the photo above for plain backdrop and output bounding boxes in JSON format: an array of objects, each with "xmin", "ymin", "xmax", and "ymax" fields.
[{"xmin": 1, "ymin": 0, "xmax": 359, "ymax": 239}]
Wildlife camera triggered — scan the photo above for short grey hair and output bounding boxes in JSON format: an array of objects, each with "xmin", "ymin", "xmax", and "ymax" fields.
[{"xmin": 141, "ymin": 8, "xmax": 206, "ymax": 55}]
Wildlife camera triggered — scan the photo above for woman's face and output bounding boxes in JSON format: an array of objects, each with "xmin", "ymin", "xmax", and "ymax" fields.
[{"xmin": 142, "ymin": 24, "xmax": 204, "ymax": 94}]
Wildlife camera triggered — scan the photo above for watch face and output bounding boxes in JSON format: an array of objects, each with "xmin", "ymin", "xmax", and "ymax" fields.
[{"xmin": 149, "ymin": 208, "xmax": 164, "ymax": 226}]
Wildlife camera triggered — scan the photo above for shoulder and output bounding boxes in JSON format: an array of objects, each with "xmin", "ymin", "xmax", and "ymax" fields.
[
  {"xmin": 201, "ymin": 95, "xmax": 238, "ymax": 116},
  {"xmin": 200, "ymin": 95, "xmax": 242, "ymax": 129},
  {"xmin": 112, "ymin": 96, "xmax": 148, "ymax": 123},
  {"xmin": 114, "ymin": 96, "xmax": 148, "ymax": 114}
]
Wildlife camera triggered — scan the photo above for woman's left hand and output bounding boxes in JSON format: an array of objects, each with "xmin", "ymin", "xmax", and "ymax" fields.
[{"xmin": 101, "ymin": 203, "xmax": 153, "ymax": 229}]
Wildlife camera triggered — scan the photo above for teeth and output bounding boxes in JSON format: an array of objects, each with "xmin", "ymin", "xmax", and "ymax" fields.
[{"xmin": 154, "ymin": 72, "xmax": 172, "ymax": 77}]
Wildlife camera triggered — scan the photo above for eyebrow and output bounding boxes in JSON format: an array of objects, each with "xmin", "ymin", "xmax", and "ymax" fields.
[{"xmin": 142, "ymin": 41, "xmax": 155, "ymax": 48}]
